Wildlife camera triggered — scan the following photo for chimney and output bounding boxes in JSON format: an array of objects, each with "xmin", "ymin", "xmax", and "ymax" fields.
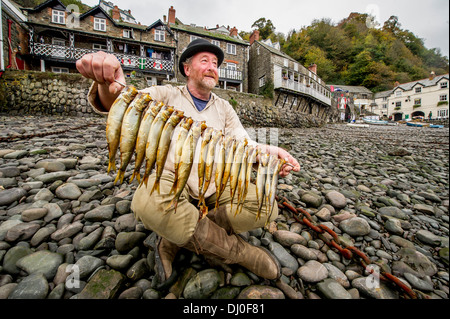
[
  {"xmin": 308, "ymin": 63, "xmax": 317, "ymax": 74},
  {"xmin": 429, "ymin": 71, "xmax": 436, "ymax": 80},
  {"xmin": 394, "ymin": 81, "xmax": 400, "ymax": 87},
  {"xmin": 112, "ymin": 5, "xmax": 120, "ymax": 21},
  {"xmin": 249, "ymin": 29, "xmax": 260, "ymax": 45},
  {"xmin": 168, "ymin": 6, "xmax": 176, "ymax": 24},
  {"xmin": 229, "ymin": 26, "xmax": 238, "ymax": 37},
  {"xmin": 163, "ymin": 15, "xmax": 166, "ymax": 23}
]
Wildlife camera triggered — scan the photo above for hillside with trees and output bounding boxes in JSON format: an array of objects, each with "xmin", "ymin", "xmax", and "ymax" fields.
[{"xmin": 246, "ymin": 13, "xmax": 449, "ymax": 92}]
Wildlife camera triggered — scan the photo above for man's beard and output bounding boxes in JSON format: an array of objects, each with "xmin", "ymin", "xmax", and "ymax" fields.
[{"xmin": 201, "ymin": 76, "xmax": 217, "ymax": 90}]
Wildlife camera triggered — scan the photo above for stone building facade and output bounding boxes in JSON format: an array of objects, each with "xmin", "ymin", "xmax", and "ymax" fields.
[
  {"xmin": 165, "ymin": 6, "xmax": 249, "ymax": 92},
  {"xmin": 1, "ymin": 0, "xmax": 29, "ymax": 72},
  {"xmin": 23, "ymin": 0, "xmax": 176, "ymax": 86},
  {"xmin": 248, "ymin": 30, "xmax": 334, "ymax": 121}
]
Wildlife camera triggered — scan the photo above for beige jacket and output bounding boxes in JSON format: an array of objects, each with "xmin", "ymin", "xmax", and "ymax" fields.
[{"xmin": 88, "ymin": 82, "xmax": 257, "ymax": 199}]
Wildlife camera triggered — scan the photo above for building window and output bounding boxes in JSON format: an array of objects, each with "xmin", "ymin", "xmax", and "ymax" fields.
[
  {"xmin": 93, "ymin": 43, "xmax": 107, "ymax": 51},
  {"xmin": 52, "ymin": 9, "xmax": 65, "ymax": 24},
  {"xmin": 155, "ymin": 30, "xmax": 165, "ymax": 42},
  {"xmin": 415, "ymin": 87, "xmax": 422, "ymax": 93},
  {"xmin": 283, "ymin": 58, "xmax": 288, "ymax": 67},
  {"xmin": 226, "ymin": 62, "xmax": 237, "ymax": 71},
  {"xmin": 190, "ymin": 35, "xmax": 201, "ymax": 42},
  {"xmin": 395, "ymin": 90, "xmax": 402, "ymax": 97},
  {"xmin": 94, "ymin": 18, "xmax": 106, "ymax": 31},
  {"xmin": 52, "ymin": 67, "xmax": 69, "ymax": 73},
  {"xmin": 414, "ymin": 98, "xmax": 421, "ymax": 105},
  {"xmin": 395, "ymin": 101, "xmax": 402, "ymax": 109},
  {"xmin": 294, "ymin": 63, "xmax": 298, "ymax": 72},
  {"xmin": 123, "ymin": 30, "xmax": 134, "ymax": 39},
  {"xmin": 441, "ymin": 81, "xmax": 448, "ymax": 89},
  {"xmin": 259, "ymin": 75, "xmax": 265, "ymax": 87},
  {"xmin": 440, "ymin": 94, "xmax": 448, "ymax": 101},
  {"xmin": 438, "ymin": 109, "xmax": 449, "ymax": 118},
  {"xmin": 382, "ymin": 104, "xmax": 387, "ymax": 109},
  {"xmin": 211, "ymin": 40, "xmax": 220, "ymax": 47},
  {"xmin": 227, "ymin": 43, "xmax": 236, "ymax": 55}
]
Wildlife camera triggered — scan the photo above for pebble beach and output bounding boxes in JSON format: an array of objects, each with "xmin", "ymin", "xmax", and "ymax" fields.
[{"xmin": 0, "ymin": 115, "xmax": 448, "ymax": 300}]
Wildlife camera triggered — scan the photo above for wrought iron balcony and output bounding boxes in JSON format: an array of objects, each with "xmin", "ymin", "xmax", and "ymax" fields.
[{"xmin": 31, "ymin": 43, "xmax": 174, "ymax": 73}]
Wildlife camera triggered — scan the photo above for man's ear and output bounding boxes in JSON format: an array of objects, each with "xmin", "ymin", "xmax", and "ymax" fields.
[{"xmin": 184, "ymin": 64, "xmax": 190, "ymax": 77}]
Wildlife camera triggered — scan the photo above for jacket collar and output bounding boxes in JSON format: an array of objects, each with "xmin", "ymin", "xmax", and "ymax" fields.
[{"xmin": 180, "ymin": 85, "xmax": 217, "ymax": 112}]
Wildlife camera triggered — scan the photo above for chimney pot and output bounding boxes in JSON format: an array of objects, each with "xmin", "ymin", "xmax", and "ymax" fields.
[
  {"xmin": 308, "ymin": 63, "xmax": 317, "ymax": 74},
  {"xmin": 249, "ymin": 29, "xmax": 260, "ymax": 45},
  {"xmin": 112, "ymin": 5, "xmax": 120, "ymax": 21},
  {"xmin": 168, "ymin": 6, "xmax": 176, "ymax": 24},
  {"xmin": 429, "ymin": 71, "xmax": 436, "ymax": 80}
]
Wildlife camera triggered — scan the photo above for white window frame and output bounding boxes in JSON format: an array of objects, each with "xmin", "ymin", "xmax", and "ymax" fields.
[
  {"xmin": 51, "ymin": 66, "xmax": 69, "ymax": 73},
  {"xmin": 415, "ymin": 87, "xmax": 422, "ymax": 93},
  {"xmin": 395, "ymin": 90, "xmax": 402, "ymax": 97},
  {"xmin": 441, "ymin": 81, "xmax": 448, "ymax": 89},
  {"xmin": 395, "ymin": 101, "xmax": 402, "ymax": 108},
  {"xmin": 52, "ymin": 9, "xmax": 65, "ymax": 24},
  {"xmin": 154, "ymin": 29, "xmax": 165, "ymax": 42},
  {"xmin": 93, "ymin": 43, "xmax": 107, "ymax": 51},
  {"xmin": 211, "ymin": 40, "xmax": 220, "ymax": 47},
  {"xmin": 283, "ymin": 58, "xmax": 288, "ymax": 67},
  {"xmin": 440, "ymin": 94, "xmax": 448, "ymax": 101},
  {"xmin": 259, "ymin": 75, "xmax": 266, "ymax": 87},
  {"xmin": 226, "ymin": 62, "xmax": 237, "ymax": 71},
  {"xmin": 227, "ymin": 43, "xmax": 236, "ymax": 55},
  {"xmin": 190, "ymin": 35, "xmax": 201, "ymax": 42},
  {"xmin": 123, "ymin": 29, "xmax": 134, "ymax": 39},
  {"xmin": 438, "ymin": 109, "xmax": 448, "ymax": 118},
  {"xmin": 94, "ymin": 18, "xmax": 106, "ymax": 32},
  {"xmin": 414, "ymin": 98, "xmax": 421, "ymax": 105}
]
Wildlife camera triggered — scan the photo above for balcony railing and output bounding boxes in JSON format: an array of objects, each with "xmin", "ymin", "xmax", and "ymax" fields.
[
  {"xmin": 274, "ymin": 71, "xmax": 331, "ymax": 106},
  {"xmin": 218, "ymin": 68, "xmax": 243, "ymax": 81},
  {"xmin": 31, "ymin": 43, "xmax": 174, "ymax": 73}
]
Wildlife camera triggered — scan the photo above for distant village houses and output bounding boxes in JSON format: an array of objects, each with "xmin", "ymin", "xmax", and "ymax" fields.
[{"xmin": 1, "ymin": 0, "xmax": 447, "ymax": 123}]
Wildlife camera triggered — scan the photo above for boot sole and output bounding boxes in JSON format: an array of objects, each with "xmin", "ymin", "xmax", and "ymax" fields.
[{"xmin": 257, "ymin": 246, "xmax": 282, "ymax": 280}]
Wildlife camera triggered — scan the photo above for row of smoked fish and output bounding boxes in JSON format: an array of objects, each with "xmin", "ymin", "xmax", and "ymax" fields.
[{"xmin": 106, "ymin": 86, "xmax": 285, "ymax": 222}]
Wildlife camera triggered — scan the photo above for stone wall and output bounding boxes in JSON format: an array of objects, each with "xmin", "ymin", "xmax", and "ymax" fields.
[{"xmin": 0, "ymin": 70, "xmax": 326, "ymax": 127}]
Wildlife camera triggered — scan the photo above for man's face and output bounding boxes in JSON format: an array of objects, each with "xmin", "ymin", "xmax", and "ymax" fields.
[{"xmin": 184, "ymin": 52, "xmax": 219, "ymax": 91}]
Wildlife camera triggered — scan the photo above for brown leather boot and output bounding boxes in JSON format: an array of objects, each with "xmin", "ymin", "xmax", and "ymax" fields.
[
  {"xmin": 206, "ymin": 205, "xmax": 233, "ymax": 234},
  {"xmin": 183, "ymin": 216, "xmax": 281, "ymax": 280},
  {"xmin": 154, "ymin": 236, "xmax": 180, "ymax": 282}
]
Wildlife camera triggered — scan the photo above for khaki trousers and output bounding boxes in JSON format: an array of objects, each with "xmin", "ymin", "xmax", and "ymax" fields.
[{"xmin": 131, "ymin": 172, "xmax": 279, "ymax": 246}]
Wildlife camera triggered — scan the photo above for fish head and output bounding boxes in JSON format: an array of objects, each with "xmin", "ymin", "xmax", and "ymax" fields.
[
  {"xmin": 202, "ymin": 127, "xmax": 214, "ymax": 140},
  {"xmin": 181, "ymin": 117, "xmax": 194, "ymax": 130},
  {"xmin": 121, "ymin": 86, "xmax": 139, "ymax": 104},
  {"xmin": 200, "ymin": 121, "xmax": 208, "ymax": 132},
  {"xmin": 134, "ymin": 93, "xmax": 152, "ymax": 111},
  {"xmin": 169, "ymin": 110, "xmax": 185, "ymax": 125},
  {"xmin": 259, "ymin": 153, "xmax": 270, "ymax": 166},
  {"xmin": 150, "ymin": 101, "xmax": 164, "ymax": 116}
]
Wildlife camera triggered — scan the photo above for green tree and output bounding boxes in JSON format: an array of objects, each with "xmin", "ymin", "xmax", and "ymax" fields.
[{"xmin": 251, "ymin": 18, "xmax": 276, "ymax": 40}]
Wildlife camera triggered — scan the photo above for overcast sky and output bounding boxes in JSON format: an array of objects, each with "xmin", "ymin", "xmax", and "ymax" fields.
[{"xmin": 83, "ymin": 0, "xmax": 449, "ymax": 58}]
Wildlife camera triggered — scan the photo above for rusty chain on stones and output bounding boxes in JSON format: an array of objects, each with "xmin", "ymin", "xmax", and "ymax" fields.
[
  {"xmin": 0, "ymin": 123, "xmax": 97, "ymax": 143},
  {"xmin": 276, "ymin": 195, "xmax": 433, "ymax": 299}
]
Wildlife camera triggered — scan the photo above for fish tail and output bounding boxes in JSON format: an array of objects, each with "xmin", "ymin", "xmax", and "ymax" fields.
[
  {"xmin": 129, "ymin": 170, "xmax": 137, "ymax": 183},
  {"xmin": 107, "ymin": 160, "xmax": 116, "ymax": 174},
  {"xmin": 114, "ymin": 170, "xmax": 124, "ymax": 185},
  {"xmin": 166, "ymin": 197, "xmax": 178, "ymax": 214},
  {"xmin": 150, "ymin": 179, "xmax": 160, "ymax": 196}
]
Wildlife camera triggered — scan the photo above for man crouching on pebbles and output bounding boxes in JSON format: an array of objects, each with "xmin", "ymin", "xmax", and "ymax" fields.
[{"xmin": 76, "ymin": 39, "xmax": 300, "ymax": 285}]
